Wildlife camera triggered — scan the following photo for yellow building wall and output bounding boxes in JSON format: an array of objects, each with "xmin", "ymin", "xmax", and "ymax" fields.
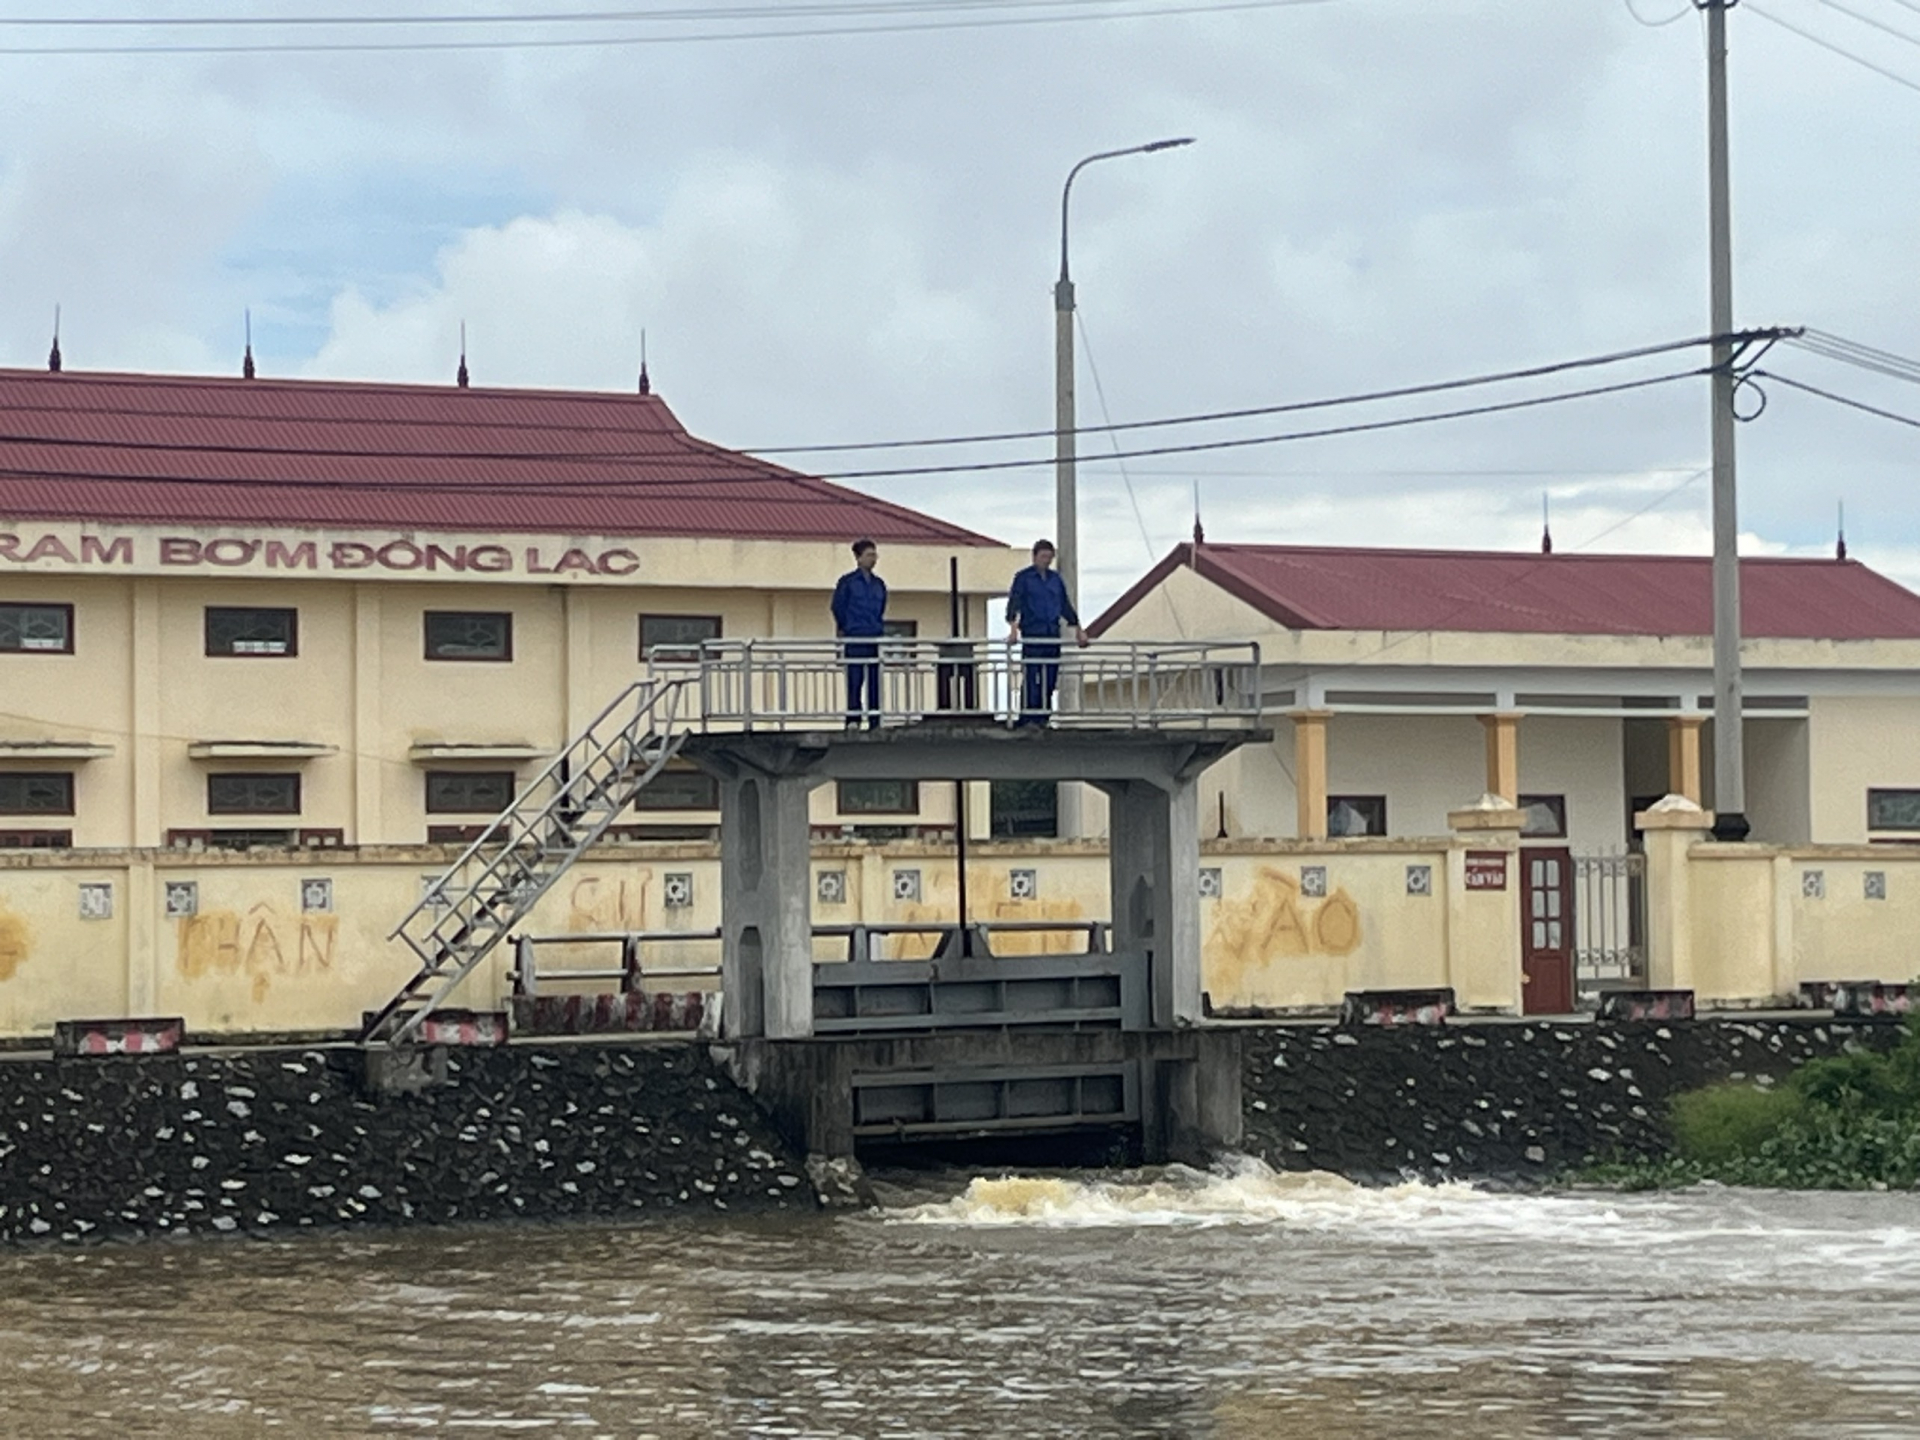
[{"xmin": 1807, "ymin": 695, "xmax": 1920, "ymax": 843}]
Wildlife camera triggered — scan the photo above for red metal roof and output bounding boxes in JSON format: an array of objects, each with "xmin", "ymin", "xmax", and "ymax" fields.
[
  {"xmin": 0, "ymin": 367, "xmax": 997, "ymax": 545},
  {"xmin": 1093, "ymin": 542, "xmax": 1920, "ymax": 641}
]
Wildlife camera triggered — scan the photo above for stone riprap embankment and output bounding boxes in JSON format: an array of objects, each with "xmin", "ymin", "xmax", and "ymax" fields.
[
  {"xmin": 1239, "ymin": 1017, "xmax": 1902, "ymax": 1183},
  {"xmin": 0, "ymin": 1041, "xmax": 812, "ymax": 1244}
]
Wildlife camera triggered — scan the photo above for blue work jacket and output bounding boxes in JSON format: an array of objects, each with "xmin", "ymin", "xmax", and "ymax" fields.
[
  {"xmin": 1006, "ymin": 565, "xmax": 1079, "ymax": 638},
  {"xmin": 831, "ymin": 568, "xmax": 888, "ymax": 638}
]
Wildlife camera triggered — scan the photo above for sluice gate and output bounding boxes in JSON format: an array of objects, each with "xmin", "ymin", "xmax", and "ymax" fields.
[{"xmin": 367, "ymin": 638, "xmax": 1265, "ymax": 1162}]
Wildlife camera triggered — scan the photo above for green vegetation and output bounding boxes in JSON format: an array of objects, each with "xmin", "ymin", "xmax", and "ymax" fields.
[{"xmin": 1580, "ymin": 1016, "xmax": 1920, "ymax": 1190}]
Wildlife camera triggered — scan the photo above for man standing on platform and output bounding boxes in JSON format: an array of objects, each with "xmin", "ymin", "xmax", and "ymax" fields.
[
  {"xmin": 1006, "ymin": 538, "xmax": 1087, "ymax": 727},
  {"xmin": 831, "ymin": 538, "xmax": 887, "ymax": 729}
]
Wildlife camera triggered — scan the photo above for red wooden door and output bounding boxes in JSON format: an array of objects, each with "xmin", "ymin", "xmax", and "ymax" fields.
[{"xmin": 1521, "ymin": 847, "xmax": 1576, "ymax": 1015}]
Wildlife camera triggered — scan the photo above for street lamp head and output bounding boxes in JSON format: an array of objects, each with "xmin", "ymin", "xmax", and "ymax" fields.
[{"xmin": 1142, "ymin": 137, "xmax": 1196, "ymax": 153}]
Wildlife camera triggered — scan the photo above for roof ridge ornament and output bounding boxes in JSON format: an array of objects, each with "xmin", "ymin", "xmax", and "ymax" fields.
[
  {"xmin": 638, "ymin": 328, "xmax": 651, "ymax": 396},
  {"xmin": 456, "ymin": 321, "xmax": 470, "ymax": 389},
  {"xmin": 48, "ymin": 304, "xmax": 61, "ymax": 373},
  {"xmin": 242, "ymin": 308, "xmax": 256, "ymax": 380}
]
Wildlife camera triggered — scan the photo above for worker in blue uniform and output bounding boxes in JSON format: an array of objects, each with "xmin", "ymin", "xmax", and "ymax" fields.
[
  {"xmin": 1005, "ymin": 538, "xmax": 1087, "ymax": 726},
  {"xmin": 830, "ymin": 538, "xmax": 888, "ymax": 729}
]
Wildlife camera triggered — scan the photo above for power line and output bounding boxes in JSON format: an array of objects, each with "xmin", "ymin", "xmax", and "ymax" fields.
[
  {"xmin": 1623, "ymin": 0, "xmax": 1691, "ymax": 27},
  {"xmin": 1746, "ymin": 2, "xmax": 1920, "ymax": 94},
  {"xmin": 1074, "ymin": 310, "xmax": 1162, "ymax": 565},
  {"xmin": 755, "ymin": 331, "xmax": 1747, "ymax": 454},
  {"xmin": 1788, "ymin": 328, "xmax": 1920, "ymax": 385},
  {"xmin": 1757, "ymin": 369, "xmax": 1920, "ymax": 429},
  {"xmin": 0, "ymin": 0, "xmax": 1269, "ymax": 27},
  {"xmin": 0, "ymin": 0, "xmax": 1331, "ymax": 55},
  {"xmin": 815, "ymin": 367, "xmax": 1710, "ymax": 478},
  {"xmin": 1806, "ymin": 0, "xmax": 1920, "ymax": 49}
]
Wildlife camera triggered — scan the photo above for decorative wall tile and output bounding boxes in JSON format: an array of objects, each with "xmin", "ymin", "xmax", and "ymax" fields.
[
  {"xmin": 1802, "ymin": 870, "xmax": 1826, "ymax": 900},
  {"xmin": 1865, "ymin": 870, "xmax": 1887, "ymax": 901},
  {"xmin": 1008, "ymin": 868, "xmax": 1038, "ymax": 900},
  {"xmin": 817, "ymin": 870, "xmax": 848, "ymax": 905},
  {"xmin": 1301, "ymin": 865, "xmax": 1328, "ymax": 899},
  {"xmin": 300, "ymin": 878, "xmax": 333, "ymax": 914},
  {"xmin": 1406, "ymin": 864, "xmax": 1433, "ymax": 897},
  {"xmin": 1197, "ymin": 867, "xmax": 1223, "ymax": 899},
  {"xmin": 163, "ymin": 881, "xmax": 198, "ymax": 919},
  {"xmin": 78, "ymin": 883, "xmax": 113, "ymax": 921},
  {"xmin": 663, "ymin": 872, "xmax": 694, "ymax": 909},
  {"xmin": 892, "ymin": 869, "xmax": 922, "ymax": 903}
]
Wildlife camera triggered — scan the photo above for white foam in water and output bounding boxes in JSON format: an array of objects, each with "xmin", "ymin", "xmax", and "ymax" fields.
[{"xmin": 890, "ymin": 1154, "xmax": 1504, "ymax": 1230}]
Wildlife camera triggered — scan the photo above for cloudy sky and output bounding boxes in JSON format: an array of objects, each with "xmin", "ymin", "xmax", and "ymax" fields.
[{"xmin": 2, "ymin": 0, "xmax": 1917, "ymax": 609}]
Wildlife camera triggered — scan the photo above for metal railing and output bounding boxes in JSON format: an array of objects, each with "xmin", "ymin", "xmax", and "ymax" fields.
[
  {"xmin": 652, "ymin": 638, "xmax": 1261, "ymax": 731},
  {"xmin": 1574, "ymin": 849, "xmax": 1648, "ymax": 999},
  {"xmin": 509, "ymin": 929, "xmax": 722, "ymax": 997}
]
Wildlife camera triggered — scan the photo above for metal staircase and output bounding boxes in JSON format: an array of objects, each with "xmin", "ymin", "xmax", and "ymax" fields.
[{"xmin": 361, "ymin": 678, "xmax": 691, "ymax": 1048}]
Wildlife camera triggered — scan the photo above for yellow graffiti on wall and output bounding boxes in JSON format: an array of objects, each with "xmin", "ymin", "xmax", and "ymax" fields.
[
  {"xmin": 566, "ymin": 872, "xmax": 656, "ymax": 932},
  {"xmin": 0, "ymin": 907, "xmax": 29, "ymax": 982},
  {"xmin": 1207, "ymin": 867, "xmax": 1363, "ymax": 965},
  {"xmin": 176, "ymin": 903, "xmax": 338, "ymax": 1004},
  {"xmin": 892, "ymin": 871, "xmax": 1089, "ymax": 958}
]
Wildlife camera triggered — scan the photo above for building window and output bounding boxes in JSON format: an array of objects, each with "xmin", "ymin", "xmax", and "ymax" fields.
[
  {"xmin": 425, "ymin": 770, "xmax": 518, "ymax": 814},
  {"xmin": 640, "ymin": 614, "xmax": 721, "ymax": 662},
  {"xmin": 1867, "ymin": 788, "xmax": 1920, "ymax": 832},
  {"xmin": 427, "ymin": 824, "xmax": 490, "ymax": 845},
  {"xmin": 991, "ymin": 779, "xmax": 1058, "ymax": 838},
  {"xmin": 205, "ymin": 606, "xmax": 297, "ymax": 657},
  {"xmin": 0, "ymin": 602, "xmax": 74, "ymax": 654},
  {"xmin": 0, "ymin": 829, "xmax": 72, "ymax": 849},
  {"xmin": 632, "ymin": 767, "xmax": 720, "ymax": 811},
  {"xmin": 837, "ymin": 779, "xmax": 919, "ymax": 816},
  {"xmin": 167, "ymin": 827, "xmax": 296, "ymax": 850},
  {"xmin": 424, "ymin": 611, "xmax": 513, "ymax": 661},
  {"xmin": 1326, "ymin": 795, "xmax": 1387, "ymax": 837},
  {"xmin": 207, "ymin": 772, "xmax": 301, "ymax": 815},
  {"xmin": 0, "ymin": 771, "xmax": 75, "ymax": 815},
  {"xmin": 1519, "ymin": 794, "xmax": 1568, "ymax": 839}
]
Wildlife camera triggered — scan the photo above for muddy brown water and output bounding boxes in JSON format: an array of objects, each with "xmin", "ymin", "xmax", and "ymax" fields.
[{"xmin": 0, "ymin": 1161, "xmax": 1916, "ymax": 1437}]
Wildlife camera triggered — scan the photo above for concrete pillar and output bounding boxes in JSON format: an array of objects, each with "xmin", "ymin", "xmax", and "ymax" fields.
[
  {"xmin": 1446, "ymin": 797, "xmax": 1527, "ymax": 1013},
  {"xmin": 351, "ymin": 585, "xmax": 383, "ymax": 845},
  {"xmin": 129, "ymin": 578, "xmax": 162, "ymax": 849},
  {"xmin": 1480, "ymin": 711, "xmax": 1522, "ymax": 804},
  {"xmin": 1101, "ymin": 774, "xmax": 1203, "ymax": 1027},
  {"xmin": 1638, "ymin": 795, "xmax": 1713, "ymax": 992},
  {"xmin": 125, "ymin": 854, "xmax": 156, "ymax": 1015},
  {"xmin": 718, "ymin": 771, "xmax": 817, "ymax": 1039},
  {"xmin": 1667, "ymin": 714, "xmax": 1705, "ymax": 806},
  {"xmin": 1289, "ymin": 709, "xmax": 1332, "ymax": 840}
]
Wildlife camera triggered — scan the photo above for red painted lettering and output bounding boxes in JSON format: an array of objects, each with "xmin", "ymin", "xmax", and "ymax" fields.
[
  {"xmin": 22, "ymin": 534, "xmax": 77, "ymax": 564},
  {"xmin": 525, "ymin": 547, "xmax": 555, "ymax": 575},
  {"xmin": 596, "ymin": 548, "xmax": 640, "ymax": 576},
  {"xmin": 159, "ymin": 538, "xmax": 202, "ymax": 565},
  {"xmin": 424, "ymin": 544, "xmax": 469, "ymax": 572},
  {"xmin": 79, "ymin": 535, "xmax": 133, "ymax": 565},
  {"xmin": 0, "ymin": 535, "xmax": 21, "ymax": 562},
  {"xmin": 203, "ymin": 538, "xmax": 259, "ymax": 567},
  {"xmin": 552, "ymin": 547, "xmax": 596, "ymax": 575},
  {"xmin": 264, "ymin": 540, "xmax": 318, "ymax": 570},
  {"xmin": 330, "ymin": 542, "xmax": 375, "ymax": 570},
  {"xmin": 376, "ymin": 540, "xmax": 425, "ymax": 571},
  {"xmin": 467, "ymin": 545, "xmax": 512, "ymax": 573}
]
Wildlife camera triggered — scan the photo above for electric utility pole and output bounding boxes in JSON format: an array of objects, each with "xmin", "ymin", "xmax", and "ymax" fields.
[{"xmin": 1701, "ymin": 0, "xmax": 1748, "ymax": 840}]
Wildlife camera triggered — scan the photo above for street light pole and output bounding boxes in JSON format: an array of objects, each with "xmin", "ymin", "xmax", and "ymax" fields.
[
  {"xmin": 1054, "ymin": 137, "xmax": 1194, "ymax": 603},
  {"xmin": 1700, "ymin": 0, "xmax": 1748, "ymax": 840}
]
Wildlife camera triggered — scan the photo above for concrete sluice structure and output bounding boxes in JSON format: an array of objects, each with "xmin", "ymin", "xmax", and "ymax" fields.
[{"xmin": 365, "ymin": 638, "xmax": 1267, "ymax": 1165}]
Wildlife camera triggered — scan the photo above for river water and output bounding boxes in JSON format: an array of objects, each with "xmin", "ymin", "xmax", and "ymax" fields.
[{"xmin": 1, "ymin": 1160, "xmax": 1916, "ymax": 1438}]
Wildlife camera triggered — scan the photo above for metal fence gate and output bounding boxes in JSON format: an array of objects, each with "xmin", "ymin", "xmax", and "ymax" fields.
[{"xmin": 1572, "ymin": 850, "xmax": 1648, "ymax": 1001}]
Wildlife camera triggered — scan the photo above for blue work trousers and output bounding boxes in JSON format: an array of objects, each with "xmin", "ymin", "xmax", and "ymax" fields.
[
  {"xmin": 844, "ymin": 641, "xmax": 881, "ymax": 728},
  {"xmin": 1018, "ymin": 637, "xmax": 1062, "ymax": 726}
]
